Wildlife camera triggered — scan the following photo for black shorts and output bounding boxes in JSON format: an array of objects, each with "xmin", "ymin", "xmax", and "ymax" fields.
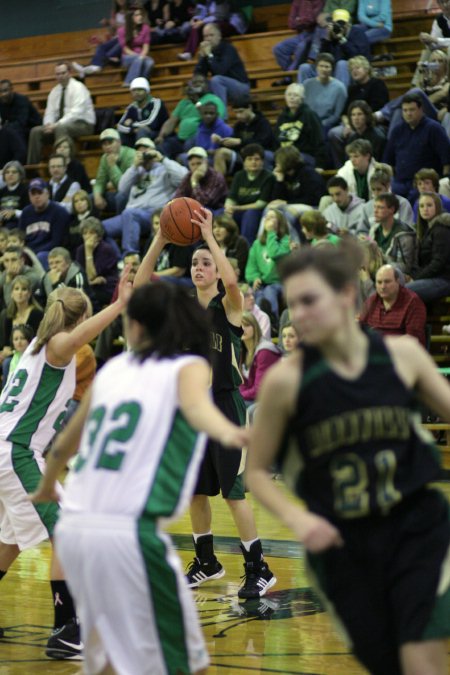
[
  {"xmin": 194, "ymin": 389, "xmax": 247, "ymax": 499},
  {"xmin": 307, "ymin": 488, "xmax": 450, "ymax": 675}
]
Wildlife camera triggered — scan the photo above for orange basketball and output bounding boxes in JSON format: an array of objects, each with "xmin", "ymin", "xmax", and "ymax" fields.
[{"xmin": 159, "ymin": 197, "xmax": 203, "ymax": 246}]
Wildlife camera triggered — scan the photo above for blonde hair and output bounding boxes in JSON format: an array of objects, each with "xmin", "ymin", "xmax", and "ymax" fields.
[
  {"xmin": 241, "ymin": 311, "xmax": 262, "ymax": 367},
  {"xmin": 32, "ymin": 287, "xmax": 92, "ymax": 354},
  {"xmin": 348, "ymin": 55, "xmax": 372, "ymax": 75}
]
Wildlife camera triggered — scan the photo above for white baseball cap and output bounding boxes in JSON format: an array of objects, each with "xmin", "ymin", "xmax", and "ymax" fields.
[
  {"xmin": 130, "ymin": 77, "xmax": 150, "ymax": 92},
  {"xmin": 187, "ymin": 146, "xmax": 208, "ymax": 159}
]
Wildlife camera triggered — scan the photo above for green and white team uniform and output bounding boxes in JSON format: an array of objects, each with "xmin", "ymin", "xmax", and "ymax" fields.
[
  {"xmin": 0, "ymin": 339, "xmax": 75, "ymax": 550},
  {"xmin": 56, "ymin": 351, "xmax": 210, "ymax": 675}
]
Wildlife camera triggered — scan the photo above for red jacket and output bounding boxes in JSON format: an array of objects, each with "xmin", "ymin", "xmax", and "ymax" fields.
[{"xmin": 288, "ymin": 0, "xmax": 324, "ymax": 31}]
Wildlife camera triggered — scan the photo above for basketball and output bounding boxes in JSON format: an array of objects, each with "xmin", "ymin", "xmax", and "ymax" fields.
[{"xmin": 160, "ymin": 197, "xmax": 203, "ymax": 246}]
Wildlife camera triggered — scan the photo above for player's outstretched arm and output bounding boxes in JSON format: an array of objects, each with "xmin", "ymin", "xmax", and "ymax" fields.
[
  {"xmin": 192, "ymin": 206, "xmax": 243, "ymax": 314},
  {"xmin": 47, "ymin": 265, "xmax": 133, "ymax": 367},
  {"xmin": 178, "ymin": 360, "xmax": 249, "ymax": 449},
  {"xmin": 30, "ymin": 390, "xmax": 92, "ymax": 503},
  {"xmin": 246, "ymin": 355, "xmax": 344, "ymax": 554},
  {"xmin": 134, "ymin": 229, "xmax": 170, "ymax": 288}
]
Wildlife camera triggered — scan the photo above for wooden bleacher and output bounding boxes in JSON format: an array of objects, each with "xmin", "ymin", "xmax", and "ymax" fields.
[
  {"xmin": 0, "ymin": 1, "xmax": 441, "ymax": 193},
  {"xmin": 3, "ymin": 4, "xmax": 450, "ymax": 453}
]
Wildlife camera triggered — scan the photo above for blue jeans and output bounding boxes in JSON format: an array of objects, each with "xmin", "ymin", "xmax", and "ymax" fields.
[
  {"xmin": 121, "ymin": 54, "xmax": 154, "ymax": 85},
  {"xmin": 255, "ymin": 283, "xmax": 283, "ymax": 318},
  {"xmin": 358, "ymin": 24, "xmax": 392, "ymax": 45},
  {"xmin": 233, "ymin": 209, "xmax": 263, "ymax": 245},
  {"xmin": 273, "ymin": 33, "xmax": 312, "ymax": 71},
  {"xmin": 92, "ymin": 38, "xmax": 121, "ymax": 66},
  {"xmin": 209, "ymin": 76, "xmax": 250, "ymax": 109},
  {"xmin": 406, "ymin": 278, "xmax": 450, "ymax": 303},
  {"xmin": 103, "ymin": 207, "xmax": 153, "ymax": 254}
]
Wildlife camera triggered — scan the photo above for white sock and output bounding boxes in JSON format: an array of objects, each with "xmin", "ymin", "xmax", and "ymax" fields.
[
  {"xmin": 241, "ymin": 537, "xmax": 259, "ymax": 552},
  {"xmin": 192, "ymin": 531, "xmax": 212, "ymax": 543}
]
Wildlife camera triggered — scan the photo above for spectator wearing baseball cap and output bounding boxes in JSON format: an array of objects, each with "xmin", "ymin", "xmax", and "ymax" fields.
[
  {"xmin": 18, "ymin": 178, "xmax": 71, "ymax": 268},
  {"xmin": 298, "ymin": 6, "xmax": 371, "ymax": 87},
  {"xmin": 93, "ymin": 128, "xmax": 136, "ymax": 214},
  {"xmin": 174, "ymin": 146, "xmax": 228, "ymax": 211},
  {"xmin": 117, "ymin": 77, "xmax": 169, "ymax": 148}
]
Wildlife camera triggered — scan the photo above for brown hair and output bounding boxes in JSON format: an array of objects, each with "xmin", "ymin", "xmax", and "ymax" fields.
[
  {"xmin": 32, "ymin": 287, "xmax": 92, "ymax": 354},
  {"xmin": 279, "ymin": 236, "xmax": 364, "ymax": 290},
  {"xmin": 413, "ymin": 168, "xmax": 440, "ymax": 192},
  {"xmin": 417, "ymin": 191, "xmax": 443, "ymax": 240},
  {"xmin": 213, "ymin": 214, "xmax": 239, "ymax": 247},
  {"xmin": 300, "ymin": 210, "xmax": 328, "ymax": 238},
  {"xmin": 7, "ymin": 275, "xmax": 41, "ymax": 319},
  {"xmin": 241, "ymin": 311, "xmax": 262, "ymax": 368},
  {"xmin": 260, "ymin": 209, "xmax": 289, "ymax": 245}
]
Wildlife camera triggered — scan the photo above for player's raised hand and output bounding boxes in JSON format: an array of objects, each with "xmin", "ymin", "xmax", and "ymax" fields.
[
  {"xmin": 117, "ymin": 263, "xmax": 134, "ymax": 306},
  {"xmin": 192, "ymin": 206, "xmax": 213, "ymax": 241}
]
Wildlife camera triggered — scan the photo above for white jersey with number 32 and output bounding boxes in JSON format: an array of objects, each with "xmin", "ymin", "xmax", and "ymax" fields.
[{"xmin": 64, "ymin": 351, "xmax": 207, "ymax": 521}]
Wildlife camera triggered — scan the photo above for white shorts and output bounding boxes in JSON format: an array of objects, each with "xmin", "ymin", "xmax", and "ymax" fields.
[
  {"xmin": 0, "ymin": 440, "xmax": 61, "ymax": 550},
  {"xmin": 56, "ymin": 513, "xmax": 209, "ymax": 675}
]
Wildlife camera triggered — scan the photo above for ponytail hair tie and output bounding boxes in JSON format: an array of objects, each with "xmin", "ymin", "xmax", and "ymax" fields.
[{"xmin": 56, "ymin": 299, "xmax": 65, "ymax": 310}]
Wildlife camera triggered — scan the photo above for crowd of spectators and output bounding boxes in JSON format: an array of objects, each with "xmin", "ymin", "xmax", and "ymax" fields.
[{"xmin": 1, "ymin": 0, "xmax": 450, "ymax": 379}]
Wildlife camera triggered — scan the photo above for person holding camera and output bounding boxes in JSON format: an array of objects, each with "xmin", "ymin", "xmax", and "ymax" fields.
[
  {"xmin": 298, "ymin": 8, "xmax": 370, "ymax": 87},
  {"xmin": 102, "ymin": 138, "xmax": 188, "ymax": 254}
]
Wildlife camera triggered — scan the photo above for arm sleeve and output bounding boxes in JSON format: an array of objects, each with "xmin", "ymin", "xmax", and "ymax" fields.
[
  {"xmin": 117, "ymin": 107, "xmax": 134, "ymax": 135},
  {"xmin": 244, "ymin": 243, "xmax": 260, "ymax": 283},
  {"xmin": 265, "ymin": 231, "xmax": 291, "ymax": 260},
  {"xmin": 94, "ymin": 156, "xmax": 108, "ymax": 195},
  {"xmin": 118, "ymin": 165, "xmax": 141, "ymax": 196},
  {"xmin": 239, "ymin": 350, "xmax": 280, "ymax": 400},
  {"xmin": 341, "ymin": 30, "xmax": 371, "ymax": 59}
]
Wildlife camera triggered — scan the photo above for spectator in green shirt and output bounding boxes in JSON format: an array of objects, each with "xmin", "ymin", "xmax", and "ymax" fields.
[
  {"xmin": 155, "ymin": 74, "xmax": 225, "ymax": 158},
  {"xmin": 93, "ymin": 128, "xmax": 136, "ymax": 214}
]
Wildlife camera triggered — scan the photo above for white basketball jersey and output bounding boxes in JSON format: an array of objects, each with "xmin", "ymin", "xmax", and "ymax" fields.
[
  {"xmin": 64, "ymin": 352, "xmax": 207, "ymax": 520},
  {"xmin": 0, "ymin": 339, "xmax": 76, "ymax": 454}
]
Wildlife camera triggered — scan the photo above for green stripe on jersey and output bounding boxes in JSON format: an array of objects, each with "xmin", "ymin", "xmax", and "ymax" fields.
[
  {"xmin": 7, "ymin": 364, "xmax": 65, "ymax": 447},
  {"xmin": 143, "ymin": 410, "xmax": 198, "ymax": 518},
  {"xmin": 11, "ymin": 443, "xmax": 59, "ymax": 537},
  {"xmin": 137, "ymin": 521, "xmax": 190, "ymax": 674}
]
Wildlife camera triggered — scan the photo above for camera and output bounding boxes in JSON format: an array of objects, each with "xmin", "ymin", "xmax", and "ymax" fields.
[
  {"xmin": 142, "ymin": 151, "xmax": 156, "ymax": 162},
  {"xmin": 331, "ymin": 20, "xmax": 345, "ymax": 35},
  {"xmin": 418, "ymin": 61, "xmax": 441, "ymax": 72}
]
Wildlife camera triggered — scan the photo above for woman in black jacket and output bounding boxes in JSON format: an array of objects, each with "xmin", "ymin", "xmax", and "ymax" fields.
[{"xmin": 407, "ymin": 193, "xmax": 450, "ymax": 302}]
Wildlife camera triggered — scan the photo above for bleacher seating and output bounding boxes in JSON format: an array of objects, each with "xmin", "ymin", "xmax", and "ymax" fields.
[{"xmin": 3, "ymin": 1, "xmax": 450, "ymax": 413}]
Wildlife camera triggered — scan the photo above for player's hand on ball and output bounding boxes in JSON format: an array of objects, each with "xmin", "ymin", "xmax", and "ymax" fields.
[
  {"xmin": 192, "ymin": 206, "xmax": 213, "ymax": 240},
  {"xmin": 296, "ymin": 511, "xmax": 344, "ymax": 553}
]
